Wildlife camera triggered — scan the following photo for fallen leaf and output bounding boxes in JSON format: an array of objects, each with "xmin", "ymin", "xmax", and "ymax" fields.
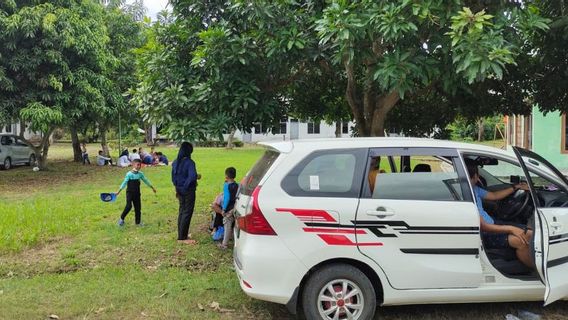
[
  {"xmin": 95, "ymin": 307, "xmax": 106, "ymax": 314},
  {"xmin": 141, "ymin": 312, "xmax": 148, "ymax": 317},
  {"xmin": 198, "ymin": 303, "xmax": 204, "ymax": 311},
  {"xmin": 242, "ymin": 305, "xmax": 253, "ymax": 315},
  {"xmin": 209, "ymin": 301, "xmax": 220, "ymax": 311},
  {"xmin": 48, "ymin": 315, "xmax": 59, "ymax": 319},
  {"xmin": 7, "ymin": 271, "xmax": 14, "ymax": 277}
]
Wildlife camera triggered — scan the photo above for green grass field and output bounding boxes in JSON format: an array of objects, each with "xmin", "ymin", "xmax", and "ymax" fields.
[{"xmin": 1, "ymin": 142, "xmax": 568, "ymax": 319}]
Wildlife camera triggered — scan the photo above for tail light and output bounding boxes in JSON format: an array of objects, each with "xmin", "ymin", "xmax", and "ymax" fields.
[{"xmin": 237, "ymin": 186, "xmax": 277, "ymax": 235}]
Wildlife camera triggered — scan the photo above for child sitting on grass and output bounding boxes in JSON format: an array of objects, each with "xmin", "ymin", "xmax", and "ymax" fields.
[
  {"xmin": 218, "ymin": 167, "xmax": 239, "ymax": 249},
  {"xmin": 116, "ymin": 159, "xmax": 156, "ymax": 226},
  {"xmin": 210, "ymin": 192, "xmax": 224, "ymax": 236}
]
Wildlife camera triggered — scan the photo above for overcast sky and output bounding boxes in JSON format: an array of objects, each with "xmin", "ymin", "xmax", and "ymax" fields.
[
  {"xmin": 144, "ymin": 0, "xmax": 170, "ymax": 20},
  {"xmin": 126, "ymin": 0, "xmax": 170, "ymax": 20}
]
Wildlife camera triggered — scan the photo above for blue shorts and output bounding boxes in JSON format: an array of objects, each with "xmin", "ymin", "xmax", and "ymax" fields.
[
  {"xmin": 482, "ymin": 221, "xmax": 527, "ymax": 249},
  {"xmin": 482, "ymin": 232, "xmax": 510, "ymax": 249}
]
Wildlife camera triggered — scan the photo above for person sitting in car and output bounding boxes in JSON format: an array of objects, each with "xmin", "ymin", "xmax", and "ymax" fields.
[
  {"xmin": 368, "ymin": 157, "xmax": 386, "ymax": 193},
  {"xmin": 465, "ymin": 160, "xmax": 534, "ymax": 269}
]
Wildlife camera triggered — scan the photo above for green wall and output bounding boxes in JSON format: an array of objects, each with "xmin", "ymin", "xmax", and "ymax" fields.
[{"xmin": 532, "ymin": 107, "xmax": 568, "ymax": 171}]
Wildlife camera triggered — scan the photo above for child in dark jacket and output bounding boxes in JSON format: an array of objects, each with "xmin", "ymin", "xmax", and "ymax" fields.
[
  {"xmin": 218, "ymin": 167, "xmax": 239, "ymax": 249},
  {"xmin": 172, "ymin": 142, "xmax": 199, "ymax": 244},
  {"xmin": 116, "ymin": 159, "xmax": 156, "ymax": 226}
]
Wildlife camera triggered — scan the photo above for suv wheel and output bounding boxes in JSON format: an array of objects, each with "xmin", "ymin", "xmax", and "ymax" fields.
[
  {"xmin": 302, "ymin": 264, "xmax": 376, "ymax": 320},
  {"xmin": 28, "ymin": 154, "xmax": 36, "ymax": 166},
  {"xmin": 3, "ymin": 157, "xmax": 12, "ymax": 170}
]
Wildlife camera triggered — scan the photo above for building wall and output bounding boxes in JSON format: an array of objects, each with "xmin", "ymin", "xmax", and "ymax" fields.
[
  {"xmin": 0, "ymin": 122, "xmax": 39, "ymax": 140},
  {"xmin": 226, "ymin": 120, "xmax": 354, "ymax": 143},
  {"xmin": 531, "ymin": 107, "xmax": 568, "ymax": 171}
]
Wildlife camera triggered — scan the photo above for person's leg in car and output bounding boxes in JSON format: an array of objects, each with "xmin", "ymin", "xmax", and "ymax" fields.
[{"xmin": 508, "ymin": 231, "xmax": 534, "ymax": 268}]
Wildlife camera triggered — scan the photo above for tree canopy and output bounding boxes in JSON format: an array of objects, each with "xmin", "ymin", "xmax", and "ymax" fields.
[
  {"xmin": 131, "ymin": 0, "xmax": 551, "ymax": 140},
  {"xmin": 0, "ymin": 0, "xmax": 143, "ymax": 168}
]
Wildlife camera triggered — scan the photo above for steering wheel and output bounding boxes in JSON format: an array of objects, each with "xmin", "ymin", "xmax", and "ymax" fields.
[{"xmin": 496, "ymin": 188, "xmax": 530, "ymax": 221}]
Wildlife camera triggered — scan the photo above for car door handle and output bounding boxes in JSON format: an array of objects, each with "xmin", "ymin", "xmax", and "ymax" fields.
[
  {"xmin": 366, "ymin": 207, "xmax": 395, "ymax": 217},
  {"xmin": 550, "ymin": 221, "xmax": 563, "ymax": 233}
]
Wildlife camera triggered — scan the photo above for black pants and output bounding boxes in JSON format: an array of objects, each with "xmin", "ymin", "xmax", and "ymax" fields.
[
  {"xmin": 121, "ymin": 192, "xmax": 141, "ymax": 224},
  {"xmin": 177, "ymin": 190, "xmax": 196, "ymax": 240},
  {"xmin": 82, "ymin": 153, "xmax": 90, "ymax": 165},
  {"xmin": 213, "ymin": 212, "xmax": 224, "ymax": 229}
]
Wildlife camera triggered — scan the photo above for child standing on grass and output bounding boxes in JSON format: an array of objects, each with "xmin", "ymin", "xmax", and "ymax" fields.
[
  {"xmin": 116, "ymin": 159, "xmax": 156, "ymax": 226},
  {"xmin": 81, "ymin": 142, "xmax": 90, "ymax": 165},
  {"xmin": 218, "ymin": 167, "xmax": 239, "ymax": 249}
]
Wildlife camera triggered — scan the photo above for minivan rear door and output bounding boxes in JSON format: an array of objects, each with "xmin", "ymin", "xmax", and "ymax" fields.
[
  {"xmin": 234, "ymin": 149, "xmax": 281, "ymax": 239},
  {"xmin": 513, "ymin": 146, "xmax": 568, "ymax": 305}
]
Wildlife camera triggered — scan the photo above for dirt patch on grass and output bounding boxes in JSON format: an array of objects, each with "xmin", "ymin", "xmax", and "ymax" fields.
[{"xmin": 0, "ymin": 236, "xmax": 79, "ymax": 278}]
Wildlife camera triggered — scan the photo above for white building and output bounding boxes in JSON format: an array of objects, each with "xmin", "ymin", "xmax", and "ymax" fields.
[
  {"xmin": 0, "ymin": 121, "xmax": 40, "ymax": 140},
  {"xmin": 227, "ymin": 118, "xmax": 355, "ymax": 143},
  {"xmin": 150, "ymin": 118, "xmax": 356, "ymax": 143}
]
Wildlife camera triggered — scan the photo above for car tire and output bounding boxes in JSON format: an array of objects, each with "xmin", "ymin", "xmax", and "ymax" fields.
[
  {"xmin": 28, "ymin": 153, "xmax": 36, "ymax": 166},
  {"xmin": 302, "ymin": 264, "xmax": 376, "ymax": 320},
  {"xmin": 3, "ymin": 157, "xmax": 11, "ymax": 170}
]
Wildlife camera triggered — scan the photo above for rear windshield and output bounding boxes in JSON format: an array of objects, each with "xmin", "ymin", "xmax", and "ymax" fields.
[{"xmin": 240, "ymin": 150, "xmax": 280, "ymax": 196}]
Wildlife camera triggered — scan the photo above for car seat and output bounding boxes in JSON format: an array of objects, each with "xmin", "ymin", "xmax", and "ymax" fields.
[
  {"xmin": 484, "ymin": 247, "xmax": 532, "ymax": 275},
  {"xmin": 412, "ymin": 163, "xmax": 432, "ymax": 172}
]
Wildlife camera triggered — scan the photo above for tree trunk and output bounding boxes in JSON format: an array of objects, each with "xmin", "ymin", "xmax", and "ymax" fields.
[
  {"xmin": 335, "ymin": 122, "xmax": 342, "ymax": 138},
  {"xmin": 226, "ymin": 128, "xmax": 236, "ymax": 149},
  {"xmin": 27, "ymin": 127, "xmax": 55, "ymax": 170},
  {"xmin": 38, "ymin": 143, "xmax": 51, "ymax": 170},
  {"xmin": 100, "ymin": 128, "xmax": 110, "ymax": 156},
  {"xmin": 71, "ymin": 127, "xmax": 82, "ymax": 162},
  {"xmin": 343, "ymin": 57, "xmax": 400, "ymax": 137},
  {"xmin": 145, "ymin": 124, "xmax": 153, "ymax": 145},
  {"xmin": 19, "ymin": 120, "xmax": 26, "ymax": 137},
  {"xmin": 370, "ymin": 116, "xmax": 386, "ymax": 137},
  {"xmin": 477, "ymin": 118, "xmax": 484, "ymax": 141}
]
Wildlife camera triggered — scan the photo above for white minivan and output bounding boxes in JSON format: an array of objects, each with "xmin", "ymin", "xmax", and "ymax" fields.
[
  {"xmin": 233, "ymin": 138, "xmax": 568, "ymax": 320},
  {"xmin": 0, "ymin": 134, "xmax": 36, "ymax": 169}
]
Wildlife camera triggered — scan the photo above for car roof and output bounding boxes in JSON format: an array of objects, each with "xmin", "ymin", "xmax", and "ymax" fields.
[{"xmin": 259, "ymin": 137, "xmax": 514, "ymax": 157}]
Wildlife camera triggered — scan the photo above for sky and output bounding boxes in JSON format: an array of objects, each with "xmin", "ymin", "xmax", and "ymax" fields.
[
  {"xmin": 144, "ymin": 0, "xmax": 170, "ymax": 20},
  {"xmin": 126, "ymin": 0, "xmax": 170, "ymax": 20}
]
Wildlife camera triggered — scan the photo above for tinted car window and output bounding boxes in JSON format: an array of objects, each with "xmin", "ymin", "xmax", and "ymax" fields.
[
  {"xmin": 282, "ymin": 148, "xmax": 367, "ymax": 198},
  {"xmin": 241, "ymin": 150, "xmax": 280, "ymax": 196},
  {"xmin": 1, "ymin": 136, "xmax": 13, "ymax": 145},
  {"xmin": 298, "ymin": 154, "xmax": 356, "ymax": 192},
  {"xmin": 15, "ymin": 138, "xmax": 28, "ymax": 146},
  {"xmin": 369, "ymin": 155, "xmax": 465, "ymax": 201}
]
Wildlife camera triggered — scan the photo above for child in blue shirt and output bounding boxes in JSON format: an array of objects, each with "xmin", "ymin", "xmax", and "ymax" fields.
[
  {"xmin": 219, "ymin": 167, "xmax": 239, "ymax": 249},
  {"xmin": 116, "ymin": 159, "xmax": 156, "ymax": 226}
]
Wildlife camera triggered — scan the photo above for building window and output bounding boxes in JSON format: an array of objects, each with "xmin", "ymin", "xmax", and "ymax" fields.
[
  {"xmin": 307, "ymin": 122, "xmax": 320, "ymax": 134},
  {"xmin": 5, "ymin": 125, "xmax": 11, "ymax": 133},
  {"xmin": 273, "ymin": 122, "xmax": 287, "ymax": 134},
  {"xmin": 254, "ymin": 123, "xmax": 261, "ymax": 134},
  {"xmin": 254, "ymin": 123, "xmax": 269, "ymax": 134},
  {"xmin": 342, "ymin": 122, "xmax": 349, "ymax": 134}
]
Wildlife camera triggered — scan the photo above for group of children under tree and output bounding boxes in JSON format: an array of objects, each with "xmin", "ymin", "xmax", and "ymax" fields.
[
  {"xmin": 113, "ymin": 141, "xmax": 237, "ymax": 250},
  {"xmin": 81, "ymin": 143, "xmax": 168, "ymax": 167}
]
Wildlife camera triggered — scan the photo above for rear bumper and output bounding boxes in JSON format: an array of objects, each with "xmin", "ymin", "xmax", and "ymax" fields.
[{"xmin": 234, "ymin": 233, "xmax": 308, "ymax": 305}]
